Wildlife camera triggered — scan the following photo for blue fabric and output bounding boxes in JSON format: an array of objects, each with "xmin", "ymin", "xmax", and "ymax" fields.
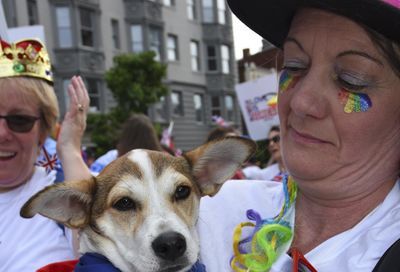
[
  {"xmin": 74, "ymin": 253, "xmax": 120, "ymax": 272},
  {"xmin": 187, "ymin": 261, "xmax": 207, "ymax": 272},
  {"xmin": 74, "ymin": 253, "xmax": 206, "ymax": 272},
  {"xmin": 89, "ymin": 149, "xmax": 118, "ymax": 173}
]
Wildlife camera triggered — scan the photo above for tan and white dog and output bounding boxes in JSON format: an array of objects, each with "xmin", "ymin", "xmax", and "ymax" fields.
[{"xmin": 21, "ymin": 136, "xmax": 256, "ymax": 272}]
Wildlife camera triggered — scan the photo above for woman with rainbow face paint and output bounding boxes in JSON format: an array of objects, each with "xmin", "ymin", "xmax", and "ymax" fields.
[{"xmin": 197, "ymin": 0, "xmax": 400, "ymax": 271}]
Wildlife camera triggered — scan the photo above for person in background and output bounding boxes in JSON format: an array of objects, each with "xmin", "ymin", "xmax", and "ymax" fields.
[
  {"xmin": 0, "ymin": 38, "xmax": 90, "ymax": 272},
  {"xmin": 198, "ymin": 1, "xmax": 400, "ymax": 271},
  {"xmin": 258, "ymin": 125, "xmax": 287, "ymax": 181},
  {"xmin": 89, "ymin": 113, "xmax": 163, "ymax": 174},
  {"xmin": 241, "ymin": 155, "xmax": 262, "ymax": 180},
  {"xmin": 81, "ymin": 146, "xmax": 97, "ymax": 168}
]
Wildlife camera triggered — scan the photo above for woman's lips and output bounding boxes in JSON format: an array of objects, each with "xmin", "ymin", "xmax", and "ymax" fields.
[{"xmin": 290, "ymin": 128, "xmax": 330, "ymax": 144}]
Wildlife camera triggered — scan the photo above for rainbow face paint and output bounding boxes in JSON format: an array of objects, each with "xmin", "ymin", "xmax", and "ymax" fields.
[
  {"xmin": 279, "ymin": 70, "xmax": 299, "ymax": 92},
  {"xmin": 338, "ymin": 89, "xmax": 372, "ymax": 113}
]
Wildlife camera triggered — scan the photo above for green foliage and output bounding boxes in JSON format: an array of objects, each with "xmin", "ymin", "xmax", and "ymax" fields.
[
  {"xmin": 105, "ymin": 51, "xmax": 168, "ymax": 114},
  {"xmin": 253, "ymin": 139, "xmax": 271, "ymax": 168},
  {"xmin": 86, "ymin": 113, "xmax": 120, "ymax": 156},
  {"xmin": 87, "ymin": 51, "xmax": 168, "ymax": 156}
]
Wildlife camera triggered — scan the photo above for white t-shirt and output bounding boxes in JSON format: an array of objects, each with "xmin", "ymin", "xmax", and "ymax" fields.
[
  {"xmin": 0, "ymin": 167, "xmax": 74, "ymax": 272},
  {"xmin": 197, "ymin": 179, "xmax": 400, "ymax": 272},
  {"xmin": 242, "ymin": 165, "xmax": 262, "ymax": 180},
  {"xmin": 257, "ymin": 163, "xmax": 281, "ymax": 181}
]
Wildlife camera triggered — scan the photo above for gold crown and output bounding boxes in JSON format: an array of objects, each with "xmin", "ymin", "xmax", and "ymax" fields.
[{"xmin": 0, "ymin": 38, "xmax": 53, "ymax": 83}]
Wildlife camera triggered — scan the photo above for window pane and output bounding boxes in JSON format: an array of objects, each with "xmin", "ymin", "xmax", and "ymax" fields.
[
  {"xmin": 221, "ymin": 45, "xmax": 230, "ymax": 74},
  {"xmin": 190, "ymin": 41, "xmax": 200, "ymax": 71},
  {"xmin": 154, "ymin": 96, "xmax": 168, "ymax": 122},
  {"xmin": 80, "ymin": 9, "xmax": 93, "ymax": 27},
  {"xmin": 56, "ymin": 7, "xmax": 70, "ymax": 27},
  {"xmin": 81, "ymin": 29, "xmax": 94, "ymax": 47},
  {"xmin": 27, "ymin": 0, "xmax": 38, "ymax": 25},
  {"xmin": 203, "ymin": 0, "xmax": 214, "ymax": 23},
  {"xmin": 194, "ymin": 94, "xmax": 204, "ymax": 122},
  {"xmin": 80, "ymin": 8, "xmax": 94, "ymax": 47},
  {"xmin": 163, "ymin": 0, "xmax": 173, "ymax": 6},
  {"xmin": 111, "ymin": 19, "xmax": 120, "ymax": 49},
  {"xmin": 131, "ymin": 25, "xmax": 143, "ymax": 53},
  {"xmin": 207, "ymin": 46, "xmax": 216, "ymax": 56},
  {"xmin": 56, "ymin": 7, "xmax": 72, "ymax": 47},
  {"xmin": 58, "ymin": 29, "xmax": 72, "ymax": 48},
  {"xmin": 211, "ymin": 95, "xmax": 220, "ymax": 107},
  {"xmin": 86, "ymin": 79, "xmax": 101, "ymax": 112},
  {"xmin": 150, "ymin": 28, "xmax": 161, "ymax": 61},
  {"xmin": 187, "ymin": 0, "xmax": 196, "ymax": 20},
  {"xmin": 63, "ymin": 79, "xmax": 71, "ymax": 109},
  {"xmin": 167, "ymin": 35, "xmax": 178, "ymax": 61},
  {"xmin": 217, "ymin": 0, "xmax": 226, "ymax": 24},
  {"xmin": 212, "ymin": 109, "xmax": 221, "ymax": 116},
  {"xmin": 172, "ymin": 91, "xmax": 183, "ymax": 116},
  {"xmin": 225, "ymin": 95, "xmax": 234, "ymax": 121},
  {"xmin": 211, "ymin": 95, "xmax": 221, "ymax": 117},
  {"xmin": 207, "ymin": 45, "xmax": 217, "ymax": 71}
]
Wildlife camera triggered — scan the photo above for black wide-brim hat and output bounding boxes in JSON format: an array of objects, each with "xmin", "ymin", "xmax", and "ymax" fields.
[{"xmin": 227, "ymin": 0, "xmax": 400, "ymax": 47}]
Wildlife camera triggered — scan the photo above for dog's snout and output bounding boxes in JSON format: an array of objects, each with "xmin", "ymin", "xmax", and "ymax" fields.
[{"xmin": 152, "ymin": 231, "xmax": 187, "ymax": 261}]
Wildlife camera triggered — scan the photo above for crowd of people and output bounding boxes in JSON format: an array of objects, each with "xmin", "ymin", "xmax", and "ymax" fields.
[{"xmin": 1, "ymin": 0, "xmax": 399, "ymax": 271}]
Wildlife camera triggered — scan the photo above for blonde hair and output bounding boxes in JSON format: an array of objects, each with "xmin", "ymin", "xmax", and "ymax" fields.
[{"xmin": 0, "ymin": 77, "xmax": 59, "ymax": 139}]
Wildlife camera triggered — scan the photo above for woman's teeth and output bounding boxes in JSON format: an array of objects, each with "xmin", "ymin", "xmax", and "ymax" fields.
[{"xmin": 0, "ymin": 151, "xmax": 16, "ymax": 158}]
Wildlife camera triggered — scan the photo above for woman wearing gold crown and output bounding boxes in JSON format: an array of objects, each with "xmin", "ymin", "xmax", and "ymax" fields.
[
  {"xmin": 0, "ymin": 38, "xmax": 90, "ymax": 272},
  {"xmin": 198, "ymin": 0, "xmax": 400, "ymax": 271}
]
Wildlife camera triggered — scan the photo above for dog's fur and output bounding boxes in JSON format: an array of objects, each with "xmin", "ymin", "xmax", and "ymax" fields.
[{"xmin": 21, "ymin": 137, "xmax": 256, "ymax": 272}]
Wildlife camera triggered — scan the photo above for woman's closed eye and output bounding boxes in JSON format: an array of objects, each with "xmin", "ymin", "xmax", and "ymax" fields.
[
  {"xmin": 336, "ymin": 72, "xmax": 370, "ymax": 93},
  {"xmin": 282, "ymin": 61, "xmax": 308, "ymax": 74}
]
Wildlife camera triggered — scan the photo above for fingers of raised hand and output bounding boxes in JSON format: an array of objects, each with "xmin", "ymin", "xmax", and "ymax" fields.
[{"xmin": 69, "ymin": 76, "xmax": 90, "ymax": 113}]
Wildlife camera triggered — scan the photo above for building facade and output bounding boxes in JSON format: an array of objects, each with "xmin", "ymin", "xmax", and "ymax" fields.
[{"xmin": 2, "ymin": 0, "xmax": 240, "ymax": 150}]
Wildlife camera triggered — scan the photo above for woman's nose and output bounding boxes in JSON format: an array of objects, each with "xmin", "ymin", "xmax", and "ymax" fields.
[
  {"xmin": 289, "ymin": 71, "xmax": 329, "ymax": 119},
  {"xmin": 0, "ymin": 119, "xmax": 12, "ymax": 140}
]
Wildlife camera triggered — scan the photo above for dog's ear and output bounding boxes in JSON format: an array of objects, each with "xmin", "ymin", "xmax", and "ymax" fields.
[
  {"xmin": 20, "ymin": 178, "xmax": 96, "ymax": 228},
  {"xmin": 184, "ymin": 136, "xmax": 256, "ymax": 196}
]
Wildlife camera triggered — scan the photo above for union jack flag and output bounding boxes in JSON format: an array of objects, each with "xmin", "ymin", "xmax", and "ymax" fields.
[{"xmin": 36, "ymin": 147, "xmax": 59, "ymax": 174}]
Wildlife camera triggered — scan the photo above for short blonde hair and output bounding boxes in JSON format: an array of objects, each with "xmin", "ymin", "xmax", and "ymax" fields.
[{"xmin": 0, "ymin": 77, "xmax": 59, "ymax": 139}]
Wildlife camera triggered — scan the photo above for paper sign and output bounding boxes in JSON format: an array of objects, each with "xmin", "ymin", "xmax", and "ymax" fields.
[{"xmin": 235, "ymin": 74, "xmax": 280, "ymax": 141}]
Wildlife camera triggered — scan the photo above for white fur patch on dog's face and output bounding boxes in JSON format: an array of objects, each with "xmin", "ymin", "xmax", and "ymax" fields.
[{"xmin": 92, "ymin": 150, "xmax": 200, "ymax": 272}]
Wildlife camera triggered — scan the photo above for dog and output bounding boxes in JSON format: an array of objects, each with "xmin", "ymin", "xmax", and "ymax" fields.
[{"xmin": 21, "ymin": 136, "xmax": 256, "ymax": 272}]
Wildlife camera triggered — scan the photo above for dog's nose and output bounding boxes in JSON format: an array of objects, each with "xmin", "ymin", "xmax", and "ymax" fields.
[{"xmin": 152, "ymin": 231, "xmax": 187, "ymax": 261}]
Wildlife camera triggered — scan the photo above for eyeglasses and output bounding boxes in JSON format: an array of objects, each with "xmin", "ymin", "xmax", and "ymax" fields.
[
  {"xmin": 266, "ymin": 135, "xmax": 280, "ymax": 145},
  {"xmin": 0, "ymin": 114, "xmax": 40, "ymax": 133}
]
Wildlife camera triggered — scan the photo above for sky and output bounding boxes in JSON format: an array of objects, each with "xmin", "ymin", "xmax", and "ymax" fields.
[{"xmin": 231, "ymin": 14, "xmax": 264, "ymax": 60}]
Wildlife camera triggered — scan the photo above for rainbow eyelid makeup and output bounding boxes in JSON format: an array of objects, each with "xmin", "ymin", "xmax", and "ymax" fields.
[
  {"xmin": 279, "ymin": 70, "xmax": 299, "ymax": 92},
  {"xmin": 338, "ymin": 89, "xmax": 372, "ymax": 113}
]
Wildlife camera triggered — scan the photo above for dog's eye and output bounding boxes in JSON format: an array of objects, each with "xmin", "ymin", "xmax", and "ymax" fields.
[
  {"xmin": 174, "ymin": 185, "xmax": 191, "ymax": 200},
  {"xmin": 113, "ymin": 197, "xmax": 136, "ymax": 211}
]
